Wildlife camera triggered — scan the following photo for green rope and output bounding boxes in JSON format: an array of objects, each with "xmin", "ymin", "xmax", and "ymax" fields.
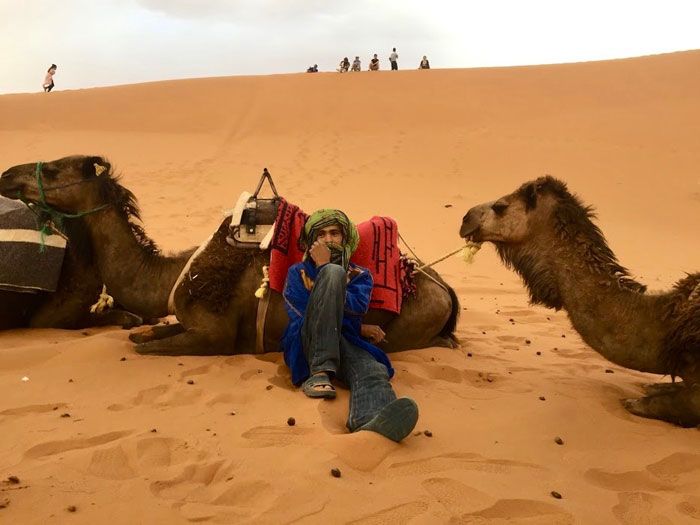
[{"xmin": 19, "ymin": 162, "xmax": 110, "ymax": 252}]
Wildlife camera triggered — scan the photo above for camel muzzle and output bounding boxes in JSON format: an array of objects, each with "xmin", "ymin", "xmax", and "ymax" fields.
[{"xmin": 460, "ymin": 206, "xmax": 486, "ymax": 240}]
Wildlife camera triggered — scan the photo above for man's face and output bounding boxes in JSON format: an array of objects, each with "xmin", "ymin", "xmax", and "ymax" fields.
[{"xmin": 316, "ymin": 224, "xmax": 344, "ymax": 246}]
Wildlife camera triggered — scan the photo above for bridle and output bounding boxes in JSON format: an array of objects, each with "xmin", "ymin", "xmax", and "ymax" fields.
[
  {"xmin": 22, "ymin": 161, "xmax": 111, "ymax": 221},
  {"xmin": 13, "ymin": 162, "xmax": 112, "ymax": 248}
]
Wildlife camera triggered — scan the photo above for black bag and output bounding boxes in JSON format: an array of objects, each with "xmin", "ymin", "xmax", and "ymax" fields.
[{"xmin": 226, "ymin": 168, "xmax": 281, "ymax": 249}]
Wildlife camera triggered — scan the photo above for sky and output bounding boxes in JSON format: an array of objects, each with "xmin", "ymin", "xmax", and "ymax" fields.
[{"xmin": 1, "ymin": 0, "xmax": 700, "ymax": 94}]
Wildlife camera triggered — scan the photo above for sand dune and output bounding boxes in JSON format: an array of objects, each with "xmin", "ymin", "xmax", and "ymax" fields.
[{"xmin": 1, "ymin": 51, "xmax": 699, "ymax": 524}]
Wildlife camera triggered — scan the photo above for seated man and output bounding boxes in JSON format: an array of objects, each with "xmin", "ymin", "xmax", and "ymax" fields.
[
  {"xmin": 281, "ymin": 209, "xmax": 419, "ymax": 442},
  {"xmin": 339, "ymin": 57, "xmax": 350, "ymax": 73},
  {"xmin": 351, "ymin": 56, "xmax": 361, "ymax": 72},
  {"xmin": 369, "ymin": 54, "xmax": 380, "ymax": 71}
]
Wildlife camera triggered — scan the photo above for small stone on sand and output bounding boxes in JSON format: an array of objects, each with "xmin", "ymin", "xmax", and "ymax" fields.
[
  {"xmin": 67, "ymin": 505, "xmax": 77, "ymax": 512},
  {"xmin": 60, "ymin": 413, "xmax": 71, "ymax": 418},
  {"xmin": 555, "ymin": 437, "xmax": 564, "ymax": 445},
  {"xmin": 7, "ymin": 476, "xmax": 19, "ymax": 484},
  {"xmin": 266, "ymin": 385, "xmax": 273, "ymax": 390},
  {"xmin": 120, "ymin": 357, "xmax": 126, "ymax": 361},
  {"xmin": 330, "ymin": 468, "xmax": 341, "ymax": 478},
  {"xmin": 287, "ymin": 417, "xmax": 296, "ymax": 426},
  {"xmin": 605, "ymin": 369, "xmax": 614, "ymax": 374},
  {"xmin": 424, "ymin": 430, "xmax": 433, "ymax": 437},
  {"xmin": 551, "ymin": 491, "xmax": 562, "ymax": 499},
  {"xmin": 187, "ymin": 379, "xmax": 195, "ymax": 385},
  {"xmin": 539, "ymin": 396, "xmax": 546, "ymax": 401}
]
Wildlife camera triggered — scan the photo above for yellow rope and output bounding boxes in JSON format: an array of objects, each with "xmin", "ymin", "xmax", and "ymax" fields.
[{"xmin": 415, "ymin": 242, "xmax": 482, "ymax": 272}]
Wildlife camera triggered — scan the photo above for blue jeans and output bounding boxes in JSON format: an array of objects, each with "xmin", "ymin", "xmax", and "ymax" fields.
[{"xmin": 302, "ymin": 264, "xmax": 397, "ymax": 431}]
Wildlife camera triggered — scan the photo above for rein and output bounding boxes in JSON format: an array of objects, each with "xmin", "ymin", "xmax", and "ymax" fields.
[{"xmin": 18, "ymin": 162, "xmax": 111, "ymax": 250}]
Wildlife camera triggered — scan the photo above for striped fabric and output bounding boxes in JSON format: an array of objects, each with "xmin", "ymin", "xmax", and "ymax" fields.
[{"xmin": 0, "ymin": 197, "xmax": 66, "ymax": 293}]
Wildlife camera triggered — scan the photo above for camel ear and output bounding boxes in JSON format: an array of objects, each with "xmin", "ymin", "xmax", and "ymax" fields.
[
  {"xmin": 84, "ymin": 156, "xmax": 110, "ymax": 178},
  {"xmin": 523, "ymin": 182, "xmax": 538, "ymax": 211}
]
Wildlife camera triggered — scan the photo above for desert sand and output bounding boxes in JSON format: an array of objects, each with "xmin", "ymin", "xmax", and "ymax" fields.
[{"xmin": 1, "ymin": 51, "xmax": 699, "ymax": 524}]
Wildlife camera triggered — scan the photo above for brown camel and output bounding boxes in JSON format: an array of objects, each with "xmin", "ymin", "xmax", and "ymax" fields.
[
  {"xmin": 0, "ymin": 155, "xmax": 459, "ymax": 357},
  {"xmin": 0, "ymin": 198, "xmax": 142, "ymax": 330},
  {"xmin": 460, "ymin": 176, "xmax": 700, "ymax": 427}
]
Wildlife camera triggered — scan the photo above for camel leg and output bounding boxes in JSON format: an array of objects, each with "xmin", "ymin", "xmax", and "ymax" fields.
[
  {"xmin": 134, "ymin": 328, "xmax": 232, "ymax": 356},
  {"xmin": 623, "ymin": 384, "xmax": 700, "ymax": 428},
  {"xmin": 129, "ymin": 322, "xmax": 185, "ymax": 344},
  {"xmin": 85, "ymin": 309, "xmax": 143, "ymax": 329},
  {"xmin": 642, "ymin": 381, "xmax": 685, "ymax": 397}
]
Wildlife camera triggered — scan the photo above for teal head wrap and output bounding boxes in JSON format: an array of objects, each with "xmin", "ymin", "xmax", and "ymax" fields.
[{"xmin": 301, "ymin": 209, "xmax": 359, "ymax": 269}]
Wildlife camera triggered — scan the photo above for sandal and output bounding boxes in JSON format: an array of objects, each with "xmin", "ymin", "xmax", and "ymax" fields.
[{"xmin": 302, "ymin": 372, "xmax": 336, "ymax": 399}]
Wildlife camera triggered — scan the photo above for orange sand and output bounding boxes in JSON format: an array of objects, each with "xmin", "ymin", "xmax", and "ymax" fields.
[{"xmin": 1, "ymin": 51, "xmax": 699, "ymax": 524}]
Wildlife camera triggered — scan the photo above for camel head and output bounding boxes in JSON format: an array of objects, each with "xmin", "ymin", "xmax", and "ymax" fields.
[
  {"xmin": 0, "ymin": 155, "xmax": 111, "ymax": 212},
  {"xmin": 460, "ymin": 175, "xmax": 572, "ymax": 245}
]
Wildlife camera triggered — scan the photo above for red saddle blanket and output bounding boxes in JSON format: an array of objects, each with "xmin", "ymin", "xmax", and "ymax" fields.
[{"xmin": 268, "ymin": 199, "xmax": 404, "ymax": 314}]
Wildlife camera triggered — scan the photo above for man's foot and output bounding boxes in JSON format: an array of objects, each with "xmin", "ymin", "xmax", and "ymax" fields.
[
  {"xmin": 302, "ymin": 372, "xmax": 336, "ymax": 399},
  {"xmin": 358, "ymin": 398, "xmax": 419, "ymax": 442}
]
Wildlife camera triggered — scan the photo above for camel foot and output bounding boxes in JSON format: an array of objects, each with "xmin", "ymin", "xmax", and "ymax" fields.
[
  {"xmin": 89, "ymin": 309, "xmax": 143, "ymax": 329},
  {"xmin": 623, "ymin": 384, "xmax": 700, "ymax": 428},
  {"xmin": 428, "ymin": 335, "xmax": 460, "ymax": 349},
  {"xmin": 134, "ymin": 328, "xmax": 229, "ymax": 356},
  {"xmin": 129, "ymin": 322, "xmax": 184, "ymax": 344}
]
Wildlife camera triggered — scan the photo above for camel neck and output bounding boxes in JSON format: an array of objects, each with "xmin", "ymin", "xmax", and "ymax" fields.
[
  {"xmin": 545, "ymin": 239, "xmax": 668, "ymax": 374},
  {"xmin": 84, "ymin": 207, "xmax": 193, "ymax": 317}
]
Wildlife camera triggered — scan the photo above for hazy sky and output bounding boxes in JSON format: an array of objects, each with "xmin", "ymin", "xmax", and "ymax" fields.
[{"xmin": 2, "ymin": 0, "xmax": 699, "ymax": 94}]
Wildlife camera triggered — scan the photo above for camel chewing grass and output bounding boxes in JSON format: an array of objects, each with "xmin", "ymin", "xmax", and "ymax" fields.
[{"xmin": 460, "ymin": 176, "xmax": 700, "ymax": 427}]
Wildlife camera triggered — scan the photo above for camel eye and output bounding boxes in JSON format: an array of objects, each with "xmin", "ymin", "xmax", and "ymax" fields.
[{"xmin": 492, "ymin": 201, "xmax": 509, "ymax": 214}]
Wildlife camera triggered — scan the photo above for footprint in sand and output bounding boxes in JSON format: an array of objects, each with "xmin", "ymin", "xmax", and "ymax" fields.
[
  {"xmin": 347, "ymin": 500, "xmax": 430, "ymax": 525},
  {"xmin": 388, "ymin": 452, "xmax": 541, "ymax": 477},
  {"xmin": 150, "ymin": 460, "xmax": 230, "ymax": 499},
  {"xmin": 677, "ymin": 495, "xmax": 700, "ymax": 520},
  {"xmin": 586, "ymin": 452, "xmax": 700, "ymax": 493},
  {"xmin": 240, "ymin": 425, "xmax": 312, "ymax": 447},
  {"xmin": 180, "ymin": 364, "xmax": 211, "ymax": 380},
  {"xmin": 421, "ymin": 477, "xmax": 493, "ymax": 515},
  {"xmin": 455, "ymin": 498, "xmax": 574, "ymax": 524},
  {"xmin": 136, "ymin": 436, "xmax": 190, "ymax": 469},
  {"xmin": 107, "ymin": 384, "xmax": 170, "ymax": 411},
  {"xmin": 24, "ymin": 430, "xmax": 132, "ymax": 458},
  {"xmin": 1, "ymin": 402, "xmax": 67, "ymax": 416},
  {"xmin": 87, "ymin": 444, "xmax": 137, "ymax": 480},
  {"xmin": 612, "ymin": 492, "xmax": 674, "ymax": 525}
]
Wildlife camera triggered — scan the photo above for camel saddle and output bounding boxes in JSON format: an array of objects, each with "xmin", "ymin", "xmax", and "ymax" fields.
[{"xmin": 226, "ymin": 168, "xmax": 281, "ymax": 249}]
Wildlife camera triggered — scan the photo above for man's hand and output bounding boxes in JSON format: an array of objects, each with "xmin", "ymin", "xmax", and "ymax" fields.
[
  {"xmin": 309, "ymin": 240, "xmax": 332, "ymax": 266},
  {"xmin": 361, "ymin": 324, "xmax": 386, "ymax": 344}
]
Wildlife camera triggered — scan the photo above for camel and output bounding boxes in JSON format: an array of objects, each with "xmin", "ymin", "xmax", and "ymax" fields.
[
  {"xmin": 0, "ymin": 198, "xmax": 142, "ymax": 330},
  {"xmin": 460, "ymin": 176, "xmax": 700, "ymax": 427},
  {"xmin": 0, "ymin": 155, "xmax": 459, "ymax": 357}
]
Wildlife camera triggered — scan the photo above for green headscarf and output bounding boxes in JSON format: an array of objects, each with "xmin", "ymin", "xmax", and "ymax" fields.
[{"xmin": 301, "ymin": 209, "xmax": 360, "ymax": 269}]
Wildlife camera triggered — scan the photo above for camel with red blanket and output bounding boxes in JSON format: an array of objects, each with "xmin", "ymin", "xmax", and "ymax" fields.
[{"xmin": 0, "ymin": 155, "xmax": 459, "ymax": 356}]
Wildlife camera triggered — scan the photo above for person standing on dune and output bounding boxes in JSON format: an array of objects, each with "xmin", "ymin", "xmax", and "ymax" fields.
[
  {"xmin": 389, "ymin": 48, "xmax": 399, "ymax": 70},
  {"xmin": 43, "ymin": 64, "xmax": 57, "ymax": 92}
]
